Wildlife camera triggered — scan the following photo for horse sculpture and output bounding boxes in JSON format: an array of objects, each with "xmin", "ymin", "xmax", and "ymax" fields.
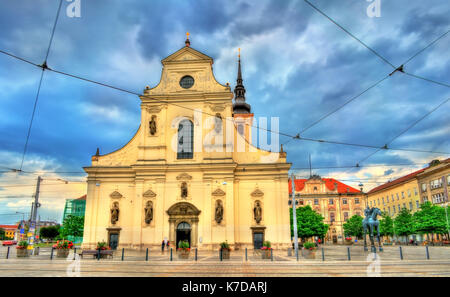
[{"xmin": 363, "ymin": 206, "xmax": 383, "ymax": 252}]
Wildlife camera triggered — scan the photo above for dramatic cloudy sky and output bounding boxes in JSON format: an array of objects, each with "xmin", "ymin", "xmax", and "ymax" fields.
[{"xmin": 0, "ymin": 0, "xmax": 449, "ymax": 224}]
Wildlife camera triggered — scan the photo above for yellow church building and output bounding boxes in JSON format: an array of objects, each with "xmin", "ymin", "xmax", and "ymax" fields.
[{"xmin": 82, "ymin": 36, "xmax": 291, "ymax": 251}]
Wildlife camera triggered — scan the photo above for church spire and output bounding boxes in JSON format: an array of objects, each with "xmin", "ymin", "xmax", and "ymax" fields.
[{"xmin": 233, "ymin": 48, "xmax": 251, "ymax": 114}]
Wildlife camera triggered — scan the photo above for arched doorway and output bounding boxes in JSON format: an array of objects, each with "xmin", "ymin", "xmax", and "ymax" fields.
[
  {"xmin": 167, "ymin": 202, "xmax": 201, "ymax": 248},
  {"xmin": 176, "ymin": 222, "xmax": 191, "ymax": 247}
]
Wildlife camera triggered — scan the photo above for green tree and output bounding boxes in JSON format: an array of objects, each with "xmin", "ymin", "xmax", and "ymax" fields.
[
  {"xmin": 290, "ymin": 205, "xmax": 329, "ymax": 242},
  {"xmin": 0, "ymin": 228, "xmax": 5, "ymax": 240},
  {"xmin": 394, "ymin": 208, "xmax": 414, "ymax": 243},
  {"xmin": 413, "ymin": 202, "xmax": 447, "ymax": 242},
  {"xmin": 379, "ymin": 212, "xmax": 394, "ymax": 239},
  {"xmin": 343, "ymin": 215, "xmax": 363, "ymax": 238},
  {"xmin": 39, "ymin": 225, "xmax": 60, "ymax": 241},
  {"xmin": 60, "ymin": 215, "xmax": 85, "ymax": 238}
]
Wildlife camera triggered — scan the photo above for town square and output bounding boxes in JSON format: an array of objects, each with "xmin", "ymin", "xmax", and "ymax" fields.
[{"xmin": 0, "ymin": 0, "xmax": 449, "ymax": 284}]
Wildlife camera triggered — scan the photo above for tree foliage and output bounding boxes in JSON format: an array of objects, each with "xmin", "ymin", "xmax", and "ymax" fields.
[
  {"xmin": 413, "ymin": 202, "xmax": 447, "ymax": 235},
  {"xmin": 343, "ymin": 215, "xmax": 363, "ymax": 237},
  {"xmin": 394, "ymin": 208, "xmax": 414, "ymax": 237},
  {"xmin": 290, "ymin": 206, "xmax": 329, "ymax": 240},
  {"xmin": 0, "ymin": 228, "xmax": 5, "ymax": 240},
  {"xmin": 60, "ymin": 215, "xmax": 85, "ymax": 238},
  {"xmin": 39, "ymin": 225, "xmax": 60, "ymax": 240},
  {"xmin": 379, "ymin": 212, "xmax": 394, "ymax": 237}
]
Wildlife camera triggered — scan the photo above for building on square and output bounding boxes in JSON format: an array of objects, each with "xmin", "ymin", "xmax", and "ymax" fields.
[
  {"xmin": 288, "ymin": 175, "xmax": 364, "ymax": 244},
  {"xmin": 81, "ymin": 36, "xmax": 291, "ymax": 251},
  {"xmin": 62, "ymin": 194, "xmax": 87, "ymax": 243},
  {"xmin": 367, "ymin": 158, "xmax": 449, "ymax": 217},
  {"xmin": 0, "ymin": 224, "xmax": 19, "ymax": 240},
  {"xmin": 416, "ymin": 158, "xmax": 449, "ymax": 206}
]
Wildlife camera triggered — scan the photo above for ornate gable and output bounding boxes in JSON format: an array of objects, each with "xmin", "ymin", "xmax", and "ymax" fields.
[
  {"xmin": 143, "ymin": 189, "xmax": 157, "ymax": 198},
  {"xmin": 251, "ymin": 188, "xmax": 264, "ymax": 198},
  {"xmin": 162, "ymin": 47, "xmax": 213, "ymax": 65},
  {"xmin": 110, "ymin": 191, "xmax": 123, "ymax": 199},
  {"xmin": 176, "ymin": 173, "xmax": 193, "ymax": 181},
  {"xmin": 212, "ymin": 188, "xmax": 226, "ymax": 196}
]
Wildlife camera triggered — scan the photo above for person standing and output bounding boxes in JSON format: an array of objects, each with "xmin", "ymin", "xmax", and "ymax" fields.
[{"xmin": 161, "ymin": 240, "xmax": 165, "ymax": 253}]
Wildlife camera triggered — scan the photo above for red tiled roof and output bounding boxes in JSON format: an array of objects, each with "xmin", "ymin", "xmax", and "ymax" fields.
[
  {"xmin": 368, "ymin": 168, "xmax": 425, "ymax": 194},
  {"xmin": 288, "ymin": 178, "xmax": 360, "ymax": 194},
  {"xmin": 76, "ymin": 194, "xmax": 87, "ymax": 201},
  {"xmin": 0, "ymin": 224, "xmax": 19, "ymax": 230}
]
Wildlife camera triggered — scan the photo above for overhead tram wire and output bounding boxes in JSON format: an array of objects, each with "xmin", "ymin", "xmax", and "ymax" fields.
[
  {"xmin": 19, "ymin": 0, "xmax": 63, "ymax": 172},
  {"xmin": 283, "ymin": 26, "xmax": 450, "ymax": 145},
  {"xmin": 283, "ymin": 13, "xmax": 450, "ymax": 144},
  {"xmin": 3, "ymin": 51, "xmax": 446, "ymax": 156},
  {"xmin": 402, "ymin": 72, "xmax": 450, "ymax": 89},
  {"xmin": 303, "ymin": 0, "xmax": 396, "ymax": 69},
  {"xmin": 356, "ymin": 97, "xmax": 450, "ymax": 165}
]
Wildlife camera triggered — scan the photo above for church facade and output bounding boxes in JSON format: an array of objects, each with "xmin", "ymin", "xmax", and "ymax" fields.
[{"xmin": 81, "ymin": 37, "xmax": 291, "ymax": 250}]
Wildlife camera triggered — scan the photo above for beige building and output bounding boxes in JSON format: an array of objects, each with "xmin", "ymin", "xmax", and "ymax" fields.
[
  {"xmin": 82, "ymin": 37, "xmax": 291, "ymax": 251},
  {"xmin": 367, "ymin": 169, "xmax": 423, "ymax": 217},
  {"xmin": 289, "ymin": 175, "xmax": 364, "ymax": 244},
  {"xmin": 417, "ymin": 158, "xmax": 450, "ymax": 206},
  {"xmin": 367, "ymin": 158, "xmax": 450, "ymax": 217}
]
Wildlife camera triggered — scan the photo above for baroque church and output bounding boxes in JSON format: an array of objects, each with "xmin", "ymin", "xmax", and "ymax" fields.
[{"xmin": 81, "ymin": 35, "xmax": 291, "ymax": 250}]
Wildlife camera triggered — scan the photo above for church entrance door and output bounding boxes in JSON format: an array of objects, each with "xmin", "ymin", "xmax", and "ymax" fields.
[
  {"xmin": 176, "ymin": 222, "xmax": 191, "ymax": 248},
  {"xmin": 167, "ymin": 202, "xmax": 201, "ymax": 248}
]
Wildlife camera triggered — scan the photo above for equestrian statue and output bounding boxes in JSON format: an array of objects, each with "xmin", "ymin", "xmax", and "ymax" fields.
[{"xmin": 363, "ymin": 206, "xmax": 383, "ymax": 252}]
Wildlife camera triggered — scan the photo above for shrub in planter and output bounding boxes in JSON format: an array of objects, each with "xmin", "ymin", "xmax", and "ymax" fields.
[
  {"xmin": 261, "ymin": 241, "xmax": 272, "ymax": 259},
  {"xmin": 177, "ymin": 240, "xmax": 190, "ymax": 259},
  {"xmin": 53, "ymin": 240, "xmax": 74, "ymax": 258},
  {"xmin": 220, "ymin": 241, "xmax": 231, "ymax": 259},
  {"xmin": 302, "ymin": 242, "xmax": 316, "ymax": 259},
  {"xmin": 344, "ymin": 237, "xmax": 353, "ymax": 245},
  {"xmin": 96, "ymin": 241, "xmax": 111, "ymax": 258},
  {"xmin": 16, "ymin": 241, "xmax": 29, "ymax": 257}
]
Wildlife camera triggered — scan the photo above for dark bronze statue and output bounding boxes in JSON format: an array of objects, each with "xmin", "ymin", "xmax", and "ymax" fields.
[
  {"xmin": 149, "ymin": 115, "xmax": 157, "ymax": 135},
  {"xmin": 111, "ymin": 202, "xmax": 119, "ymax": 225},
  {"xmin": 181, "ymin": 182, "xmax": 188, "ymax": 198},
  {"xmin": 363, "ymin": 206, "xmax": 383, "ymax": 252},
  {"xmin": 253, "ymin": 201, "xmax": 262, "ymax": 224},
  {"xmin": 144, "ymin": 201, "xmax": 153, "ymax": 224},
  {"xmin": 215, "ymin": 200, "xmax": 224, "ymax": 224}
]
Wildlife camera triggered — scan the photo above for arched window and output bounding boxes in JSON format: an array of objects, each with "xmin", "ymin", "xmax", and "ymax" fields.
[{"xmin": 177, "ymin": 119, "xmax": 193, "ymax": 159}]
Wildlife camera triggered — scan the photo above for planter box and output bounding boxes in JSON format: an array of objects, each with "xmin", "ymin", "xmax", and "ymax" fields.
[
  {"xmin": 344, "ymin": 241, "xmax": 353, "ymax": 246},
  {"xmin": 261, "ymin": 249, "xmax": 272, "ymax": 259},
  {"xmin": 221, "ymin": 249, "xmax": 230, "ymax": 259},
  {"xmin": 16, "ymin": 248, "xmax": 29, "ymax": 257},
  {"xmin": 178, "ymin": 249, "xmax": 190, "ymax": 259},
  {"xmin": 56, "ymin": 249, "xmax": 70, "ymax": 258},
  {"xmin": 303, "ymin": 248, "xmax": 316, "ymax": 259}
]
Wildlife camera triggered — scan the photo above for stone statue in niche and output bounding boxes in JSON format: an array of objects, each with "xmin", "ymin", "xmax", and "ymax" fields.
[
  {"xmin": 214, "ymin": 113, "xmax": 222, "ymax": 134},
  {"xmin": 215, "ymin": 200, "xmax": 224, "ymax": 224},
  {"xmin": 181, "ymin": 182, "xmax": 188, "ymax": 198},
  {"xmin": 149, "ymin": 115, "xmax": 157, "ymax": 135},
  {"xmin": 111, "ymin": 202, "xmax": 120, "ymax": 225},
  {"xmin": 253, "ymin": 201, "xmax": 262, "ymax": 224},
  {"xmin": 144, "ymin": 201, "xmax": 153, "ymax": 224}
]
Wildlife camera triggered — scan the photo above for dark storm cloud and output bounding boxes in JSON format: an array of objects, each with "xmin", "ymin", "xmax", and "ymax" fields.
[{"xmin": 0, "ymin": 0, "xmax": 448, "ymax": 191}]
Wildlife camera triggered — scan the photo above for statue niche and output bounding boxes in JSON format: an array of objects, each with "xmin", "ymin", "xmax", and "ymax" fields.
[
  {"xmin": 149, "ymin": 115, "xmax": 157, "ymax": 135},
  {"xmin": 253, "ymin": 201, "xmax": 262, "ymax": 224},
  {"xmin": 111, "ymin": 202, "xmax": 120, "ymax": 225},
  {"xmin": 215, "ymin": 200, "xmax": 224, "ymax": 224},
  {"xmin": 144, "ymin": 201, "xmax": 153, "ymax": 224},
  {"xmin": 181, "ymin": 182, "xmax": 188, "ymax": 198}
]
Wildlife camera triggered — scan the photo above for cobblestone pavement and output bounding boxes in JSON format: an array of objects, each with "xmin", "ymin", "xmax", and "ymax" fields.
[
  {"xmin": 0, "ymin": 246, "xmax": 449, "ymax": 276},
  {"xmin": 0, "ymin": 258, "xmax": 449, "ymax": 277}
]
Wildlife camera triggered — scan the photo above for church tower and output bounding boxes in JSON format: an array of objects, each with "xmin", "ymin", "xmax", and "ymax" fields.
[{"xmin": 232, "ymin": 49, "xmax": 254, "ymax": 144}]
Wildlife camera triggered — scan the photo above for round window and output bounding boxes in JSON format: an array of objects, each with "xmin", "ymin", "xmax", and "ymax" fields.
[{"xmin": 180, "ymin": 75, "xmax": 194, "ymax": 89}]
